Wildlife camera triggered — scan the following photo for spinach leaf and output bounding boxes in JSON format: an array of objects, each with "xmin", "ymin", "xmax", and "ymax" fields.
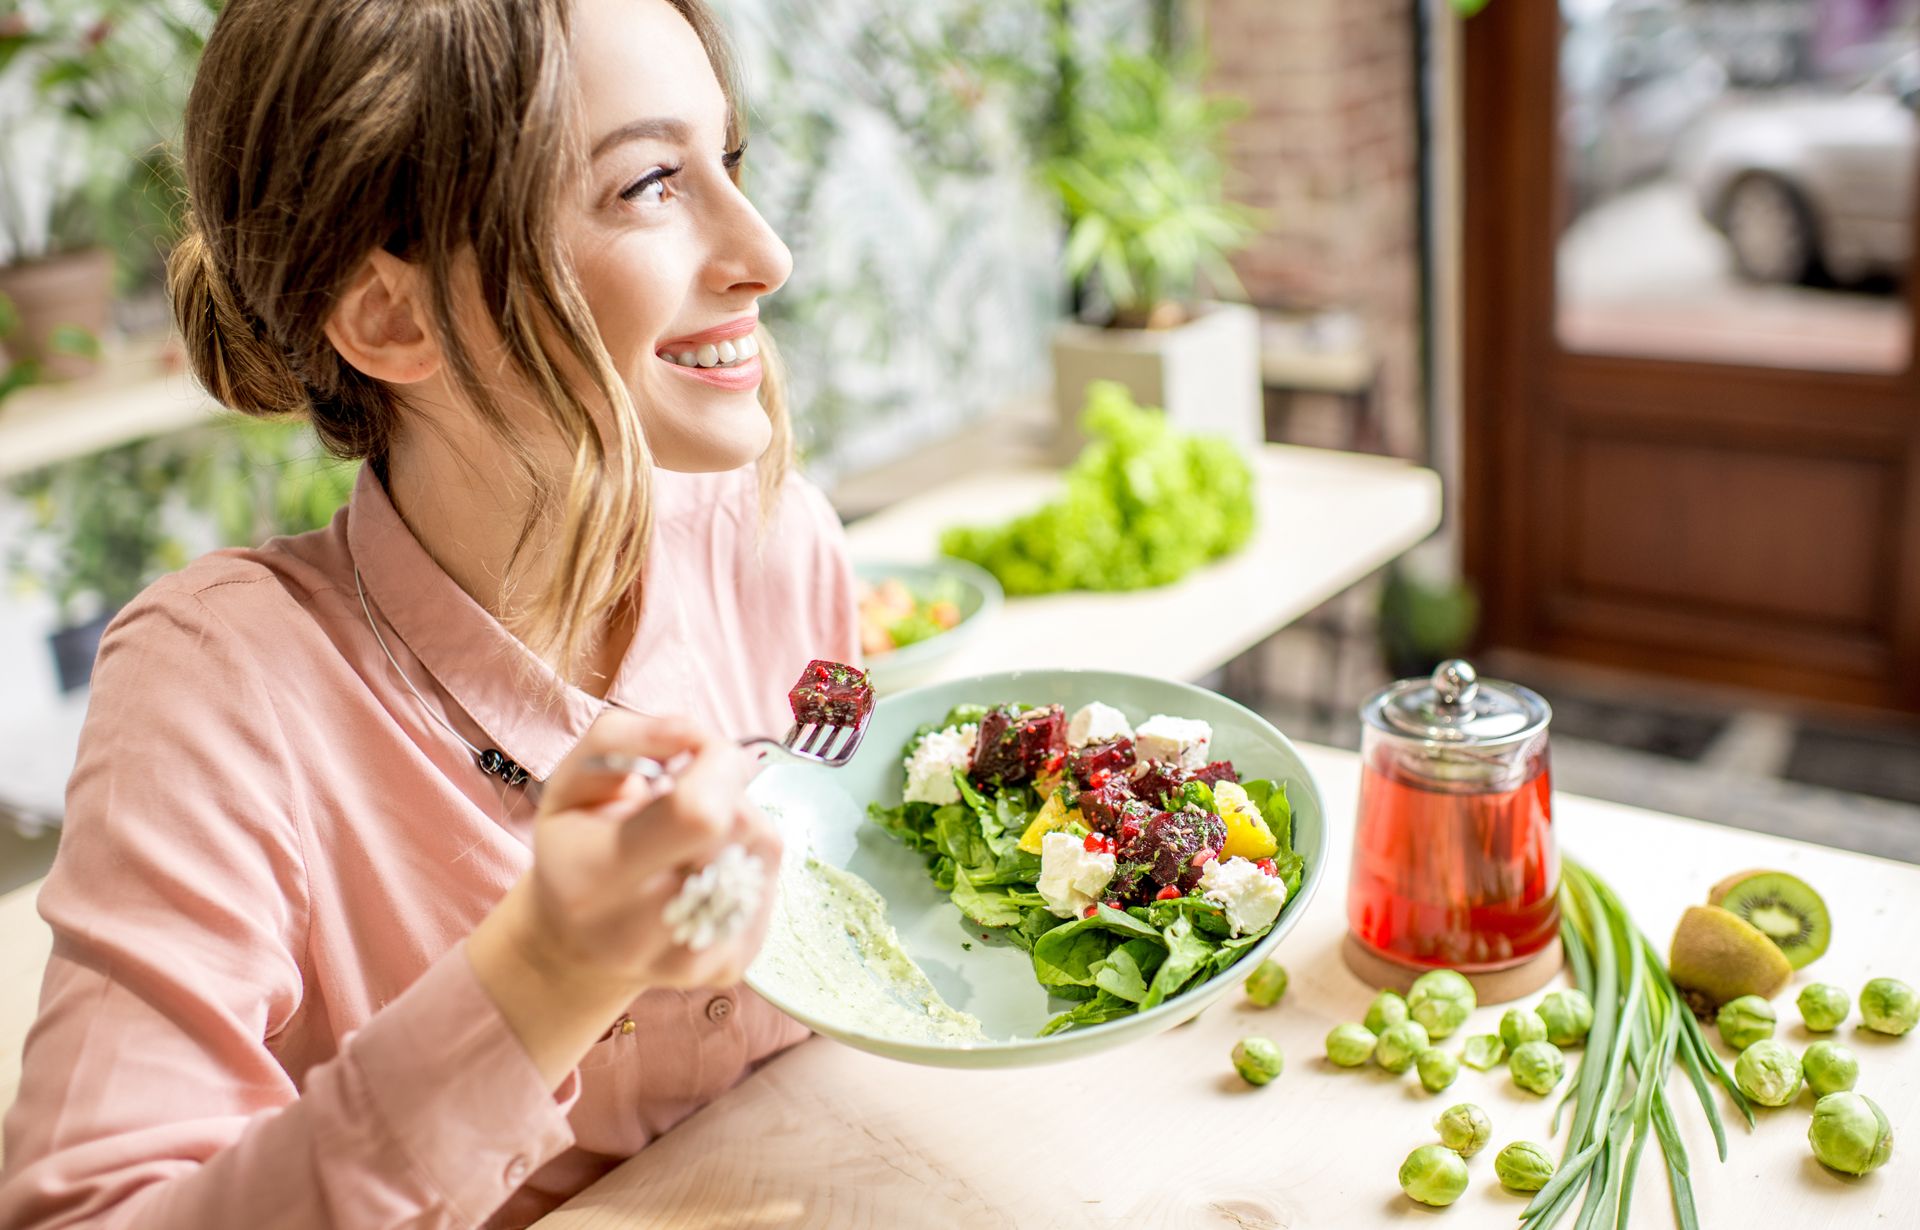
[
  {"xmin": 932, "ymin": 803, "xmax": 992, "ymax": 873},
  {"xmin": 950, "ymin": 867, "xmax": 1044, "ymax": 929},
  {"xmin": 929, "ymin": 856, "xmax": 956, "ymax": 892},
  {"xmin": 1030, "ymin": 906, "xmax": 1165, "ymax": 989},
  {"xmin": 1176, "ymin": 779, "xmax": 1216, "ymax": 812},
  {"xmin": 1140, "ymin": 915, "xmax": 1215, "ymax": 1010},
  {"xmin": 1040, "ymin": 990, "xmax": 1137, "ymax": 1036},
  {"xmin": 1209, "ymin": 931, "xmax": 1265, "ymax": 976},
  {"xmin": 1144, "ymin": 895, "xmax": 1233, "ymax": 938},
  {"xmin": 1091, "ymin": 938, "xmax": 1165, "ymax": 1003},
  {"xmin": 867, "ymin": 800, "xmax": 939, "ymax": 854},
  {"xmin": 1008, "ymin": 906, "xmax": 1066, "ymax": 952}
]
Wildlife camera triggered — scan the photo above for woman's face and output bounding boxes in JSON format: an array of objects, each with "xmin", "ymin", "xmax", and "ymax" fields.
[{"xmin": 561, "ymin": 0, "xmax": 792, "ymax": 473}]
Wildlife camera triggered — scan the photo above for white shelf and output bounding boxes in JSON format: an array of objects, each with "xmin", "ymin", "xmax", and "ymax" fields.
[{"xmin": 0, "ymin": 340, "xmax": 227, "ymax": 480}]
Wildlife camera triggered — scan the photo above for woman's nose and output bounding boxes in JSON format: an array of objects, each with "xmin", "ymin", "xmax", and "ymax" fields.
[{"xmin": 706, "ymin": 189, "xmax": 792, "ymax": 300}]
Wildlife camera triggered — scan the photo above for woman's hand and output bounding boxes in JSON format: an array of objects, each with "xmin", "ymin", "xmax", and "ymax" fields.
[{"xmin": 468, "ymin": 711, "xmax": 781, "ymax": 1086}]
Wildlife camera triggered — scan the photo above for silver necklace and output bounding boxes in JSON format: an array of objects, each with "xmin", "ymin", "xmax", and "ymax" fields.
[{"xmin": 355, "ymin": 567, "xmax": 531, "ymax": 786}]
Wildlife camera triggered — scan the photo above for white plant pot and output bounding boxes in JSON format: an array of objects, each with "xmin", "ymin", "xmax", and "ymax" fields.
[{"xmin": 1049, "ymin": 300, "xmax": 1262, "ymax": 461}]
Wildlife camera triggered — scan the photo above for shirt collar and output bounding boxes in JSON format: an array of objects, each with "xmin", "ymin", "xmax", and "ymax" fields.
[{"xmin": 346, "ymin": 465, "xmax": 607, "ymax": 784}]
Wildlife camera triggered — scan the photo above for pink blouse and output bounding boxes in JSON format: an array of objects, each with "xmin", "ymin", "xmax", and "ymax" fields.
[{"xmin": 0, "ymin": 462, "xmax": 859, "ymax": 1230}]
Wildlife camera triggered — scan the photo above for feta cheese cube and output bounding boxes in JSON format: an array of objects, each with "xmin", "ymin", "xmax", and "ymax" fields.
[
  {"xmin": 1198, "ymin": 856, "xmax": 1288, "ymax": 937},
  {"xmin": 1067, "ymin": 701, "xmax": 1134, "ymax": 749},
  {"xmin": 1134, "ymin": 715, "xmax": 1212, "ymax": 770},
  {"xmin": 1037, "ymin": 830, "xmax": 1117, "ymax": 919},
  {"xmin": 902, "ymin": 724, "xmax": 977, "ymax": 806}
]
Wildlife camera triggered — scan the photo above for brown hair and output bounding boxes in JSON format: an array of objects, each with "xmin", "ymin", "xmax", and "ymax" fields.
[{"xmin": 168, "ymin": 0, "xmax": 790, "ymax": 678}]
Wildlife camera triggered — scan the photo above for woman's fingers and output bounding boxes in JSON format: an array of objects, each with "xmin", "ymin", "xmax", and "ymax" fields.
[
  {"xmin": 615, "ymin": 738, "xmax": 756, "ymax": 873},
  {"xmin": 541, "ymin": 710, "xmax": 709, "ymax": 815}
]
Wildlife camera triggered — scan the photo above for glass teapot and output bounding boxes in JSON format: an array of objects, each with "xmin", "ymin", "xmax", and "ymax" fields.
[{"xmin": 1347, "ymin": 659, "xmax": 1559, "ymax": 972}]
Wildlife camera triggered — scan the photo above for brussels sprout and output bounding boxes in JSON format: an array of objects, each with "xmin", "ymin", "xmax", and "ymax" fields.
[
  {"xmin": 1231, "ymin": 1037, "xmax": 1284, "ymax": 1086},
  {"xmin": 1859, "ymin": 977, "xmax": 1919, "ymax": 1036},
  {"xmin": 1244, "ymin": 960, "xmax": 1289, "ymax": 1008},
  {"xmin": 1797, "ymin": 983, "xmax": 1850, "ymax": 1033},
  {"xmin": 1494, "ymin": 1141, "xmax": 1557, "ymax": 1192},
  {"xmin": 1536, "ymin": 989, "xmax": 1594, "ymax": 1047},
  {"xmin": 1435, "ymin": 1103, "xmax": 1493, "ymax": 1157},
  {"xmin": 1325, "ymin": 1023, "xmax": 1377, "ymax": 1068},
  {"xmin": 1734, "ymin": 1039, "xmax": 1803, "ymax": 1107},
  {"xmin": 1409, "ymin": 969, "xmax": 1476, "ymax": 1040},
  {"xmin": 1508, "ymin": 1040, "xmax": 1566, "ymax": 1095},
  {"xmin": 1375, "ymin": 1020, "xmax": 1431, "ymax": 1074},
  {"xmin": 1416, "ymin": 1047, "xmax": 1460, "ymax": 1093},
  {"xmin": 1802, "ymin": 1041, "xmax": 1859, "ymax": 1098},
  {"xmin": 1461, "ymin": 1033, "xmax": 1507, "ymax": 1072},
  {"xmin": 1716, "ymin": 995, "xmax": 1776, "ymax": 1051},
  {"xmin": 1398, "ymin": 1143, "xmax": 1469, "ymax": 1207},
  {"xmin": 1365, "ymin": 989, "xmax": 1410, "ymax": 1035},
  {"xmin": 1808, "ymin": 1092, "xmax": 1893, "ymax": 1176},
  {"xmin": 1500, "ymin": 1006, "xmax": 1548, "ymax": 1050}
]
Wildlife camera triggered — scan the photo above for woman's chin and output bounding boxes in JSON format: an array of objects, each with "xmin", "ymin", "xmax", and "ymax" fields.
[{"xmin": 647, "ymin": 407, "xmax": 774, "ymax": 474}]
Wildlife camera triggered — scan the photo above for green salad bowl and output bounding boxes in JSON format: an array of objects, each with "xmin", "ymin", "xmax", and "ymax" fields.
[
  {"xmin": 745, "ymin": 668, "xmax": 1328, "ymax": 1068},
  {"xmin": 854, "ymin": 557, "xmax": 1003, "ymax": 695}
]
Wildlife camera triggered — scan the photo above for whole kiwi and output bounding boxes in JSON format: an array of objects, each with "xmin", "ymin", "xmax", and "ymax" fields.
[{"xmin": 1708, "ymin": 870, "xmax": 1831, "ymax": 970}]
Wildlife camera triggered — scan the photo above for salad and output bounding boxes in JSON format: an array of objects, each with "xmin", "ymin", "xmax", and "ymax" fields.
[
  {"xmin": 868, "ymin": 699, "xmax": 1306, "ymax": 1035},
  {"xmin": 858, "ymin": 576, "xmax": 964, "ymax": 657}
]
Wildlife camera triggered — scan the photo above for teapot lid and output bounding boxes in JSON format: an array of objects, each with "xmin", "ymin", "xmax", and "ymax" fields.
[{"xmin": 1363, "ymin": 659, "xmax": 1550, "ymax": 748}]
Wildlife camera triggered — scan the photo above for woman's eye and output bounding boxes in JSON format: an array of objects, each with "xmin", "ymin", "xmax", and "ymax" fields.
[{"xmin": 619, "ymin": 165, "xmax": 680, "ymax": 206}]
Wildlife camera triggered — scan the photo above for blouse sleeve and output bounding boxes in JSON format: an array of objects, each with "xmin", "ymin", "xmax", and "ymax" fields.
[{"xmin": 0, "ymin": 585, "xmax": 576, "ymax": 1230}]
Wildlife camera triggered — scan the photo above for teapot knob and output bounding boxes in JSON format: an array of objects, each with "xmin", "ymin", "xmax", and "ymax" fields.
[{"xmin": 1432, "ymin": 658, "xmax": 1478, "ymax": 707}]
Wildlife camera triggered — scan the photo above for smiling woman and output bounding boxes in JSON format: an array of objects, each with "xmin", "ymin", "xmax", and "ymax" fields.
[{"xmin": 0, "ymin": 2, "xmax": 862, "ymax": 1229}]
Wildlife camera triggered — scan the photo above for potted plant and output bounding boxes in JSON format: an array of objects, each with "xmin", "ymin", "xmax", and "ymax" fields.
[
  {"xmin": 0, "ymin": 3, "xmax": 213, "ymax": 380},
  {"xmin": 1376, "ymin": 561, "xmax": 1481, "ymax": 681},
  {"xmin": 6, "ymin": 437, "xmax": 190, "ymax": 691},
  {"xmin": 1043, "ymin": 49, "xmax": 1263, "ymax": 458}
]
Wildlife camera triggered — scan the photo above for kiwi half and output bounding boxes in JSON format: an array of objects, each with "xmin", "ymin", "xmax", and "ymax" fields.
[
  {"xmin": 1708, "ymin": 869, "xmax": 1831, "ymax": 969},
  {"xmin": 1668, "ymin": 905, "xmax": 1793, "ymax": 1014}
]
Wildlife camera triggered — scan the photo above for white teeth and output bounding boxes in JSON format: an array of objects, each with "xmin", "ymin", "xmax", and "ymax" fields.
[{"xmin": 661, "ymin": 335, "xmax": 759, "ymax": 368}]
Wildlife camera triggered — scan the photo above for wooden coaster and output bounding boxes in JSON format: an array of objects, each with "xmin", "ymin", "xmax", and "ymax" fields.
[{"xmin": 1341, "ymin": 934, "xmax": 1565, "ymax": 1006}]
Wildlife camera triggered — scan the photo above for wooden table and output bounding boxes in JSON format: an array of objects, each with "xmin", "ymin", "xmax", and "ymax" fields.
[
  {"xmin": 536, "ymin": 743, "xmax": 1920, "ymax": 1229},
  {"xmin": 843, "ymin": 445, "xmax": 1442, "ymax": 686}
]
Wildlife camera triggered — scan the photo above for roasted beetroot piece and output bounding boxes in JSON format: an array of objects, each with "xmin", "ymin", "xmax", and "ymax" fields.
[
  {"xmin": 1129, "ymin": 760, "xmax": 1190, "ymax": 808},
  {"xmin": 1079, "ymin": 779, "xmax": 1147, "ymax": 835},
  {"xmin": 1117, "ymin": 806, "xmax": 1221, "ymax": 890},
  {"xmin": 1068, "ymin": 737, "xmax": 1136, "ymax": 790},
  {"xmin": 1175, "ymin": 808, "xmax": 1228, "ymax": 892},
  {"xmin": 1189, "ymin": 760, "xmax": 1238, "ymax": 788},
  {"xmin": 787, "ymin": 660, "xmax": 873, "ymax": 727},
  {"xmin": 969, "ymin": 704, "xmax": 1067, "ymax": 786}
]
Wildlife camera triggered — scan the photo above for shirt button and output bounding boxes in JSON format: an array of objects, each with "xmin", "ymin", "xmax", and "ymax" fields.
[
  {"xmin": 505, "ymin": 1155, "xmax": 530, "ymax": 1185},
  {"xmin": 706, "ymin": 995, "xmax": 734, "ymax": 1024}
]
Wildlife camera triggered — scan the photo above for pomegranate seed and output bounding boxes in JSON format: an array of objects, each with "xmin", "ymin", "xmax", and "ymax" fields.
[
  {"xmin": 1191, "ymin": 848, "xmax": 1217, "ymax": 871},
  {"xmin": 1046, "ymin": 753, "xmax": 1065, "ymax": 772},
  {"xmin": 1155, "ymin": 885, "xmax": 1182, "ymax": 902},
  {"xmin": 1256, "ymin": 858, "xmax": 1277, "ymax": 876},
  {"xmin": 1101, "ymin": 898, "xmax": 1122, "ymax": 911},
  {"xmin": 1083, "ymin": 831, "xmax": 1113, "ymax": 854},
  {"xmin": 1119, "ymin": 818, "xmax": 1142, "ymax": 842},
  {"xmin": 1090, "ymin": 769, "xmax": 1110, "ymax": 788},
  {"xmin": 1083, "ymin": 904, "xmax": 1099, "ymax": 918}
]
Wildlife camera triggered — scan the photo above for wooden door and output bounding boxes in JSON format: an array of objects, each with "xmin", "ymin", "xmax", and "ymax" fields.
[{"xmin": 1462, "ymin": 0, "xmax": 1920, "ymax": 712}]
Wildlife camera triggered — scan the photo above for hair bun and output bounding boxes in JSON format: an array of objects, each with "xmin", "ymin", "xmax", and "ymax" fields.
[{"xmin": 167, "ymin": 224, "xmax": 310, "ymax": 419}]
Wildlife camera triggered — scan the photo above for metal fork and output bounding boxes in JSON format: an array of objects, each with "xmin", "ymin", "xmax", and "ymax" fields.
[{"xmin": 580, "ymin": 706, "xmax": 873, "ymax": 779}]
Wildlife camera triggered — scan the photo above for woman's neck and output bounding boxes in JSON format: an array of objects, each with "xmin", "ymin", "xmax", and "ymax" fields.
[{"xmin": 383, "ymin": 428, "xmax": 634, "ymax": 698}]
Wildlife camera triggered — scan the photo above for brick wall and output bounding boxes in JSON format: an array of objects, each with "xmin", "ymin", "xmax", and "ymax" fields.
[{"xmin": 1203, "ymin": 0, "xmax": 1426, "ymax": 459}]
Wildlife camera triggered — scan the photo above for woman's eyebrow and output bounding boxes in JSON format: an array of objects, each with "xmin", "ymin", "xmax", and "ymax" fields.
[{"xmin": 591, "ymin": 116, "xmax": 691, "ymax": 160}]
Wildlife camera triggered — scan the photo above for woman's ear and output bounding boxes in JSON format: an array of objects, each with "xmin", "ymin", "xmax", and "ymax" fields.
[{"xmin": 324, "ymin": 249, "xmax": 441, "ymax": 384}]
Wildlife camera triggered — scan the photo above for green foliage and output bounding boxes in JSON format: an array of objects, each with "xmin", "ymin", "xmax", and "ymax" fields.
[
  {"xmin": 6, "ymin": 436, "xmax": 191, "ymax": 623},
  {"xmin": 6, "ymin": 417, "xmax": 354, "ymax": 626},
  {"xmin": 0, "ymin": 1, "xmax": 218, "ymax": 279},
  {"xmin": 1041, "ymin": 49, "xmax": 1259, "ymax": 318},
  {"xmin": 1377, "ymin": 563, "xmax": 1480, "ymax": 678},
  {"xmin": 940, "ymin": 380, "xmax": 1255, "ymax": 595}
]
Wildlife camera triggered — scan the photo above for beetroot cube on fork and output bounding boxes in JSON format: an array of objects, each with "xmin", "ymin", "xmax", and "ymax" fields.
[{"xmin": 787, "ymin": 660, "xmax": 874, "ymax": 727}]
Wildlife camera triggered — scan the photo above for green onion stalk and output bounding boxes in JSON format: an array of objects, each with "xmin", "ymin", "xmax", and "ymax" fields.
[{"xmin": 1521, "ymin": 861, "xmax": 1756, "ymax": 1230}]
